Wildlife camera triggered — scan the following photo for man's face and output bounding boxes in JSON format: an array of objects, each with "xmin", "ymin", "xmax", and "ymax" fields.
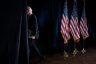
[{"xmin": 27, "ymin": 6, "xmax": 32, "ymax": 16}]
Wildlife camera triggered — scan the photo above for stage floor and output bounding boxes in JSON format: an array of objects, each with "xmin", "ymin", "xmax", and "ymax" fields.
[{"xmin": 30, "ymin": 47, "xmax": 96, "ymax": 64}]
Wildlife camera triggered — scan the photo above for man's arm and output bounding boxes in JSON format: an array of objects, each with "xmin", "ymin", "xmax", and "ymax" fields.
[{"xmin": 34, "ymin": 15, "xmax": 39, "ymax": 39}]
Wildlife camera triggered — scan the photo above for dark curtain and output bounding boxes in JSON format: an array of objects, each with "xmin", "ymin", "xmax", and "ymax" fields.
[
  {"xmin": 27, "ymin": 0, "xmax": 65, "ymax": 54},
  {"xmin": 28, "ymin": 0, "xmax": 96, "ymax": 54},
  {"xmin": 0, "ymin": 0, "xmax": 29, "ymax": 64}
]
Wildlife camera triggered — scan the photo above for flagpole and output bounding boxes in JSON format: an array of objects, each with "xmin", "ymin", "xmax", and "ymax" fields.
[
  {"xmin": 81, "ymin": 0, "xmax": 86, "ymax": 54},
  {"xmin": 83, "ymin": 0, "xmax": 85, "ymax": 7},
  {"xmin": 64, "ymin": 42, "xmax": 69, "ymax": 58},
  {"xmin": 81, "ymin": 39, "xmax": 86, "ymax": 54},
  {"xmin": 61, "ymin": 0, "xmax": 69, "ymax": 58},
  {"xmin": 73, "ymin": 40, "xmax": 79, "ymax": 56},
  {"xmin": 72, "ymin": 0, "xmax": 79, "ymax": 56}
]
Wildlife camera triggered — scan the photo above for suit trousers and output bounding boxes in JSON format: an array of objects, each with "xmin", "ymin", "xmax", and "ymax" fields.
[{"xmin": 29, "ymin": 38, "xmax": 42, "ymax": 59}]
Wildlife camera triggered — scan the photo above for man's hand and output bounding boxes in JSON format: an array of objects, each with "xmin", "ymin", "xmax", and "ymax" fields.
[{"xmin": 31, "ymin": 36, "xmax": 35, "ymax": 39}]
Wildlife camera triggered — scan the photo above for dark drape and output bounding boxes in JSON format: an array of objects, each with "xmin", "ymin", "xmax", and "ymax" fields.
[
  {"xmin": 28, "ymin": 0, "xmax": 96, "ymax": 54},
  {"xmin": 0, "ymin": 0, "xmax": 29, "ymax": 64},
  {"xmin": 28, "ymin": 0, "xmax": 64, "ymax": 54}
]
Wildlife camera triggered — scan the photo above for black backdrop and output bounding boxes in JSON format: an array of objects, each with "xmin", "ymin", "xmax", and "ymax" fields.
[
  {"xmin": 0, "ymin": 0, "xmax": 29, "ymax": 64},
  {"xmin": 0, "ymin": 0, "xmax": 96, "ymax": 64},
  {"xmin": 28, "ymin": 0, "xmax": 96, "ymax": 54}
]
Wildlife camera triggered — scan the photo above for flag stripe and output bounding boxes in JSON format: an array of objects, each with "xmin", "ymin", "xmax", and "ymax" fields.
[
  {"xmin": 61, "ymin": 27, "xmax": 68, "ymax": 43},
  {"xmin": 80, "ymin": 17, "xmax": 89, "ymax": 39},
  {"xmin": 70, "ymin": 16, "xmax": 80, "ymax": 40},
  {"xmin": 70, "ymin": 19, "xmax": 79, "ymax": 40},
  {"xmin": 62, "ymin": 15, "xmax": 69, "ymax": 38},
  {"xmin": 61, "ymin": 23, "xmax": 68, "ymax": 38},
  {"xmin": 81, "ymin": 18, "xmax": 88, "ymax": 31},
  {"xmin": 71, "ymin": 16, "xmax": 79, "ymax": 35},
  {"xmin": 70, "ymin": 20, "xmax": 77, "ymax": 40},
  {"xmin": 61, "ymin": 15, "xmax": 70, "ymax": 43},
  {"xmin": 61, "ymin": 16, "xmax": 70, "ymax": 38}
]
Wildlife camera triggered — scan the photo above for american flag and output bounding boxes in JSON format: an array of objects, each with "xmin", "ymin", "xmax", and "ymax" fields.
[
  {"xmin": 70, "ymin": 0, "xmax": 80, "ymax": 42},
  {"xmin": 60, "ymin": 0, "xmax": 70, "ymax": 44},
  {"xmin": 80, "ymin": 5, "xmax": 89, "ymax": 39}
]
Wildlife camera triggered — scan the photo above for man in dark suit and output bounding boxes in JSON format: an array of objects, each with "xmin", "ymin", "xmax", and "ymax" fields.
[{"xmin": 26, "ymin": 6, "xmax": 44, "ymax": 62}]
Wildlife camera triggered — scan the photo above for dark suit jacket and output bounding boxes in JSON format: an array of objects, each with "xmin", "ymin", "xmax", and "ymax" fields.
[{"xmin": 28, "ymin": 14, "xmax": 39, "ymax": 39}]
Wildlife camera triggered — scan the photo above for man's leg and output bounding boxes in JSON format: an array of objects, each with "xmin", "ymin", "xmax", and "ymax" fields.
[
  {"xmin": 32, "ymin": 39, "xmax": 43, "ymax": 59},
  {"xmin": 29, "ymin": 38, "xmax": 44, "ymax": 62}
]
